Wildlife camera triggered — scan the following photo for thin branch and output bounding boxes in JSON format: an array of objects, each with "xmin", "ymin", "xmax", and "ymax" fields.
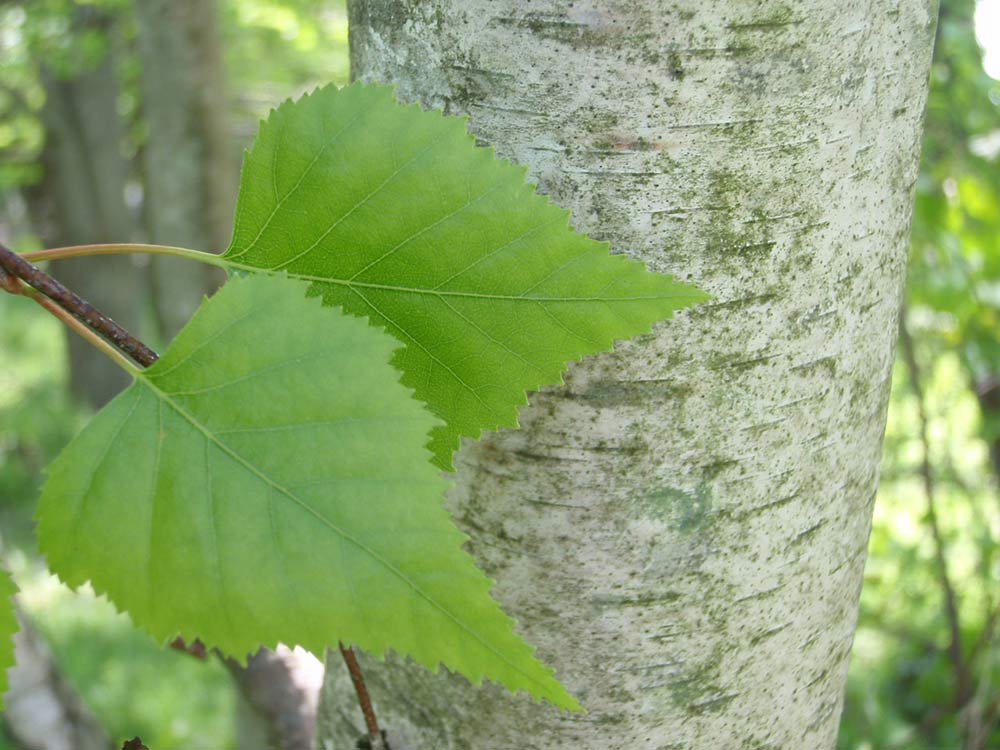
[
  {"xmin": 0, "ymin": 241, "xmax": 158, "ymax": 368},
  {"xmin": 339, "ymin": 643, "xmax": 388, "ymax": 750},
  {"xmin": 2, "ymin": 262, "xmax": 138, "ymax": 372},
  {"xmin": 898, "ymin": 313, "xmax": 970, "ymax": 707}
]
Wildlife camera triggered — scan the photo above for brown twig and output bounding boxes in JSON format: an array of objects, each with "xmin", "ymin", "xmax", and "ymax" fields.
[
  {"xmin": 339, "ymin": 643, "xmax": 388, "ymax": 750},
  {"xmin": 0, "ymin": 241, "xmax": 158, "ymax": 367},
  {"xmin": 898, "ymin": 314, "xmax": 971, "ymax": 707}
]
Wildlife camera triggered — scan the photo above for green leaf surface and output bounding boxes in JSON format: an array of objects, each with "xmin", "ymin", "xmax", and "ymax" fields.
[
  {"xmin": 36, "ymin": 275, "xmax": 577, "ymax": 709},
  {"xmin": 0, "ymin": 567, "xmax": 17, "ymax": 710},
  {"xmin": 224, "ymin": 83, "xmax": 708, "ymax": 469}
]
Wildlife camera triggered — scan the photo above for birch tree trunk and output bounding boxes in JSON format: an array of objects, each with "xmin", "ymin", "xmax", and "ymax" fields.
[{"xmin": 317, "ymin": 2, "xmax": 938, "ymax": 748}]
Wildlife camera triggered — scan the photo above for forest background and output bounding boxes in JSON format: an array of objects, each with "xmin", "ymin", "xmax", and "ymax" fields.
[{"xmin": 0, "ymin": 1, "xmax": 997, "ymax": 748}]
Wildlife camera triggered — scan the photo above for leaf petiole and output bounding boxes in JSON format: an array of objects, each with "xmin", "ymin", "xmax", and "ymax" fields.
[
  {"xmin": 21, "ymin": 243, "xmax": 228, "ymax": 269},
  {"xmin": 23, "ymin": 287, "xmax": 141, "ymax": 375}
]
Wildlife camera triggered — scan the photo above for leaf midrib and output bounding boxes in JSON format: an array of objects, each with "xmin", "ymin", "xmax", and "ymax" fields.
[
  {"xmin": 134, "ymin": 372, "xmax": 552, "ymax": 692},
  {"xmin": 221, "ymin": 258, "xmax": 698, "ymax": 303}
]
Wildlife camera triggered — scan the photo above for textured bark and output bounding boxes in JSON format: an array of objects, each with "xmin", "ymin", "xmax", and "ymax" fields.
[
  {"xmin": 133, "ymin": 0, "xmax": 234, "ymax": 338},
  {"xmin": 27, "ymin": 14, "xmax": 140, "ymax": 407},
  {"xmin": 316, "ymin": 2, "xmax": 939, "ymax": 749}
]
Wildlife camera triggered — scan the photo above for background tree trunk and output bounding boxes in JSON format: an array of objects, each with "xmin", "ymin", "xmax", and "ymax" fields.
[
  {"xmin": 227, "ymin": 647, "xmax": 324, "ymax": 750},
  {"xmin": 133, "ymin": 0, "xmax": 234, "ymax": 339},
  {"xmin": 25, "ymin": 6, "xmax": 140, "ymax": 408},
  {"xmin": 133, "ymin": 4, "xmax": 323, "ymax": 746},
  {"xmin": 3, "ymin": 611, "xmax": 109, "ymax": 750},
  {"xmin": 316, "ymin": 1, "xmax": 939, "ymax": 748}
]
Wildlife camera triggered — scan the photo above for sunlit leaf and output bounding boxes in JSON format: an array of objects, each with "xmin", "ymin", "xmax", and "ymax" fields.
[
  {"xmin": 224, "ymin": 83, "xmax": 707, "ymax": 469},
  {"xmin": 36, "ymin": 275, "xmax": 578, "ymax": 709}
]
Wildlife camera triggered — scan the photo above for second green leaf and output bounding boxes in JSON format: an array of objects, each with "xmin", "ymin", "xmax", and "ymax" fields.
[{"xmin": 224, "ymin": 83, "xmax": 707, "ymax": 469}]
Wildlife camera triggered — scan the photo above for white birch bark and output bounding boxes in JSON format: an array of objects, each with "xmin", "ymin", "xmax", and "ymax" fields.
[{"xmin": 316, "ymin": 2, "xmax": 938, "ymax": 748}]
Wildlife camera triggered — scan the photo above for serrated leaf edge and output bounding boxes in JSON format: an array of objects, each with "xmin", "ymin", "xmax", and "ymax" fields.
[
  {"xmin": 226, "ymin": 81, "xmax": 709, "ymax": 470},
  {"xmin": 36, "ymin": 274, "xmax": 581, "ymax": 710}
]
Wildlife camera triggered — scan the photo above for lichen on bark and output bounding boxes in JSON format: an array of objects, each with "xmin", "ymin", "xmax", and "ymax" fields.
[{"xmin": 318, "ymin": 2, "xmax": 939, "ymax": 749}]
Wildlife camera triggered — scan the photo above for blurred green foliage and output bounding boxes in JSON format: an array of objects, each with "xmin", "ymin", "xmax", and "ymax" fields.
[
  {"xmin": 0, "ymin": 0, "xmax": 997, "ymax": 747},
  {"xmin": 0, "ymin": 0, "xmax": 348, "ymax": 189},
  {"xmin": 0, "ymin": 1, "xmax": 348, "ymax": 747},
  {"xmin": 838, "ymin": 1, "xmax": 1000, "ymax": 748},
  {"xmin": 15, "ymin": 557, "xmax": 238, "ymax": 749}
]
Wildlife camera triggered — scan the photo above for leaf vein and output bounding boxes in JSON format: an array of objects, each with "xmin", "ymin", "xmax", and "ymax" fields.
[
  {"xmin": 68, "ymin": 388, "xmax": 144, "ymax": 567},
  {"xmin": 221, "ymin": 260, "xmax": 696, "ymax": 304},
  {"xmin": 146, "ymin": 397, "xmax": 165, "ymax": 623},
  {"xmin": 204, "ymin": 436, "xmax": 238, "ymax": 646},
  {"xmin": 228, "ymin": 105, "xmax": 372, "ymax": 261},
  {"xmin": 348, "ymin": 181, "xmax": 506, "ymax": 282},
  {"xmin": 436, "ymin": 296, "xmax": 546, "ymax": 378},
  {"xmin": 137, "ymin": 375, "xmax": 547, "ymax": 690},
  {"xmin": 266, "ymin": 139, "xmax": 439, "ymax": 272},
  {"xmin": 215, "ymin": 417, "xmax": 392, "ymax": 436},
  {"xmin": 166, "ymin": 350, "xmax": 334, "ymax": 398},
  {"xmin": 431, "ymin": 216, "xmax": 564, "ymax": 291},
  {"xmin": 347, "ymin": 286, "xmax": 503, "ymax": 421},
  {"xmin": 149, "ymin": 306, "xmax": 266, "ymax": 379}
]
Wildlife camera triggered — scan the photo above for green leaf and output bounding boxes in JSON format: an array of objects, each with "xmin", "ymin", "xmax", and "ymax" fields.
[
  {"xmin": 36, "ymin": 275, "xmax": 578, "ymax": 709},
  {"xmin": 0, "ymin": 567, "xmax": 17, "ymax": 710},
  {"xmin": 224, "ymin": 82, "xmax": 708, "ymax": 469}
]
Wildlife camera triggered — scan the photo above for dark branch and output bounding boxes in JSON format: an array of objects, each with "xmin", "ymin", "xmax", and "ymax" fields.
[{"xmin": 0, "ymin": 241, "xmax": 159, "ymax": 367}]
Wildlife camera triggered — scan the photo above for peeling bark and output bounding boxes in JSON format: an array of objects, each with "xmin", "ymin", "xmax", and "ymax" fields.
[{"xmin": 317, "ymin": 2, "xmax": 938, "ymax": 748}]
